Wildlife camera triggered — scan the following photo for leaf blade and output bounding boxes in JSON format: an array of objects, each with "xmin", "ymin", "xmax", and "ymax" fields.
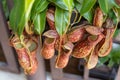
[
  {"xmin": 80, "ymin": 0, "xmax": 96, "ymax": 15},
  {"xmin": 48, "ymin": 0, "xmax": 68, "ymax": 10},
  {"xmin": 18, "ymin": 0, "xmax": 35, "ymax": 36},
  {"xmin": 55, "ymin": 7, "xmax": 69, "ymax": 35},
  {"xmin": 98, "ymin": 0, "xmax": 108, "ymax": 14},
  {"xmin": 35, "ymin": 0, "xmax": 49, "ymax": 13},
  {"xmin": 33, "ymin": 10, "xmax": 47, "ymax": 34},
  {"xmin": 63, "ymin": 0, "xmax": 74, "ymax": 11},
  {"xmin": 83, "ymin": 10, "xmax": 93, "ymax": 23},
  {"xmin": 9, "ymin": 0, "xmax": 35, "ymax": 36}
]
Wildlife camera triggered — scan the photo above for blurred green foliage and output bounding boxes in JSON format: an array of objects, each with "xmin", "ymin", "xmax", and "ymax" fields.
[{"xmin": 97, "ymin": 43, "xmax": 120, "ymax": 67}]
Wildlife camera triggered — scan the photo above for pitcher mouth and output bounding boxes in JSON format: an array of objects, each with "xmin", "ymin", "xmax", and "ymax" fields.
[
  {"xmin": 26, "ymin": 38, "xmax": 38, "ymax": 53},
  {"xmin": 14, "ymin": 42, "xmax": 24, "ymax": 49},
  {"xmin": 45, "ymin": 38, "xmax": 56, "ymax": 45}
]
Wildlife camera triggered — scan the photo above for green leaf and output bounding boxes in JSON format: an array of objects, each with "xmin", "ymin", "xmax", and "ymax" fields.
[
  {"xmin": 31, "ymin": 0, "xmax": 41, "ymax": 11},
  {"xmin": 98, "ymin": 43, "xmax": 120, "ymax": 68},
  {"xmin": 113, "ymin": 29, "xmax": 120, "ymax": 37},
  {"xmin": 9, "ymin": 7, "xmax": 19, "ymax": 32},
  {"xmin": 99, "ymin": 0, "xmax": 120, "ymax": 16},
  {"xmin": 97, "ymin": 56, "xmax": 109, "ymax": 67},
  {"xmin": 9, "ymin": 0, "xmax": 23, "ymax": 33},
  {"xmin": 107, "ymin": 0, "xmax": 114, "ymax": 10},
  {"xmin": 9, "ymin": 0, "xmax": 35, "ymax": 36},
  {"xmin": 108, "ymin": 59, "xmax": 114, "ymax": 67},
  {"xmin": 48, "ymin": 0, "xmax": 68, "ymax": 10},
  {"xmin": 108, "ymin": 43, "xmax": 120, "ymax": 67},
  {"xmin": 83, "ymin": 10, "xmax": 93, "ymax": 23},
  {"xmin": 116, "ymin": 8, "xmax": 120, "ymax": 21},
  {"xmin": 76, "ymin": 0, "xmax": 83, "ymax": 4},
  {"xmin": 99, "ymin": 56, "xmax": 109, "ymax": 64},
  {"xmin": 31, "ymin": 0, "xmax": 42, "ymax": 20},
  {"xmin": 33, "ymin": 10, "xmax": 47, "ymax": 34},
  {"xmin": 18, "ymin": 0, "xmax": 35, "ymax": 36},
  {"xmin": 118, "ymin": 12, "xmax": 120, "ymax": 22},
  {"xmin": 98, "ymin": 0, "xmax": 108, "ymax": 14},
  {"xmin": 74, "ymin": 0, "xmax": 83, "ymax": 12},
  {"xmin": 108, "ymin": 0, "xmax": 120, "ymax": 10},
  {"xmin": 35, "ymin": 0, "xmax": 49, "ymax": 13},
  {"xmin": 108, "ymin": 9, "xmax": 118, "ymax": 24},
  {"xmin": 63, "ymin": 0, "xmax": 74, "ymax": 12},
  {"xmin": 80, "ymin": 0, "xmax": 96, "ymax": 15},
  {"xmin": 55, "ymin": 7, "xmax": 69, "ymax": 35},
  {"xmin": 31, "ymin": 0, "xmax": 49, "ymax": 34}
]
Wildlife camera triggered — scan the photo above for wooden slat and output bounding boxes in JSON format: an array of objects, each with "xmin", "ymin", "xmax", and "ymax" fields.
[
  {"xmin": 63, "ymin": 73, "xmax": 83, "ymax": 80},
  {"xmin": 115, "ymin": 66, "xmax": 120, "ymax": 80},
  {"xmin": 49, "ymin": 72, "xmax": 100, "ymax": 80},
  {"xmin": 84, "ymin": 67, "xmax": 89, "ymax": 80},
  {"xmin": 63, "ymin": 73, "xmax": 100, "ymax": 80},
  {"xmin": 50, "ymin": 56, "xmax": 63, "ymax": 80},
  {"xmin": 0, "ymin": 1, "xmax": 19, "ymax": 73}
]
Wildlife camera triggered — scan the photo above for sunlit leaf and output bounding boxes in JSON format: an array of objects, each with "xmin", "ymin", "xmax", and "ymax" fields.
[
  {"xmin": 18, "ymin": 0, "xmax": 35, "ymax": 36},
  {"xmin": 55, "ymin": 7, "xmax": 69, "ymax": 35},
  {"xmin": 83, "ymin": 10, "xmax": 93, "ymax": 23},
  {"xmin": 108, "ymin": 0, "xmax": 120, "ymax": 10},
  {"xmin": 35, "ymin": 0, "xmax": 49, "ymax": 13},
  {"xmin": 74, "ymin": 0, "xmax": 82, "ymax": 12},
  {"xmin": 80, "ymin": 0, "xmax": 96, "ymax": 15},
  {"xmin": 98, "ymin": 0, "xmax": 120, "ymax": 15},
  {"xmin": 30, "ymin": 0, "xmax": 41, "ymax": 19},
  {"xmin": 76, "ymin": 0, "xmax": 83, "ymax": 4},
  {"xmin": 31, "ymin": 0, "xmax": 48, "ymax": 19},
  {"xmin": 63, "ymin": 0, "xmax": 74, "ymax": 12},
  {"xmin": 98, "ymin": 0, "xmax": 108, "ymax": 14},
  {"xmin": 9, "ymin": 0, "xmax": 35, "ymax": 36},
  {"xmin": 108, "ymin": 0, "xmax": 120, "ymax": 8},
  {"xmin": 48, "ymin": 0, "xmax": 68, "ymax": 10},
  {"xmin": 33, "ymin": 10, "xmax": 47, "ymax": 34}
]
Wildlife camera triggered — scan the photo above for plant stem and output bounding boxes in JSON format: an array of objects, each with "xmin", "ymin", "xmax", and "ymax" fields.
[
  {"xmin": 39, "ymin": 34, "xmax": 42, "ymax": 49},
  {"xmin": 73, "ymin": 9, "xmax": 78, "ymax": 23},
  {"xmin": 56, "ymin": 36, "xmax": 62, "ymax": 66},
  {"xmin": 71, "ymin": 16, "xmax": 82, "ymax": 27},
  {"xmin": 9, "ymin": 33, "xmax": 14, "ymax": 43}
]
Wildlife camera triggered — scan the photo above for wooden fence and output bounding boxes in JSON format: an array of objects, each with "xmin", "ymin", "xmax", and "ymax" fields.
[
  {"xmin": 0, "ymin": 0, "xmax": 120, "ymax": 80},
  {"xmin": 0, "ymin": 0, "xmax": 18, "ymax": 73}
]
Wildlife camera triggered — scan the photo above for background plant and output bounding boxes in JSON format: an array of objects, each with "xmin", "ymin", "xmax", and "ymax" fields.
[{"xmin": 97, "ymin": 43, "xmax": 120, "ymax": 67}]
